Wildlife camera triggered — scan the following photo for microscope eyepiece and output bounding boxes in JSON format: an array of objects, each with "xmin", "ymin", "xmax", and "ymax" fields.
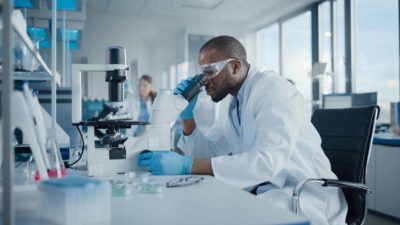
[{"xmin": 180, "ymin": 74, "xmax": 206, "ymax": 102}]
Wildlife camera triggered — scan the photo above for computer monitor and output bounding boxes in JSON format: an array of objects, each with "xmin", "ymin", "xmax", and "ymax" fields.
[
  {"xmin": 323, "ymin": 94, "xmax": 352, "ymax": 109},
  {"xmin": 323, "ymin": 92, "xmax": 377, "ymax": 109},
  {"xmin": 352, "ymin": 92, "xmax": 377, "ymax": 107}
]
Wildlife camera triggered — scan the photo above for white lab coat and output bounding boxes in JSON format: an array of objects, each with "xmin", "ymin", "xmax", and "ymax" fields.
[
  {"xmin": 121, "ymin": 94, "xmax": 153, "ymax": 136},
  {"xmin": 177, "ymin": 66, "xmax": 348, "ymax": 225},
  {"xmin": 132, "ymin": 96, "xmax": 153, "ymax": 120},
  {"xmin": 120, "ymin": 84, "xmax": 153, "ymax": 119}
]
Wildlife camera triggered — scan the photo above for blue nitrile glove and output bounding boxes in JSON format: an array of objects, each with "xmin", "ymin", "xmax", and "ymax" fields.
[
  {"xmin": 173, "ymin": 77, "xmax": 199, "ymax": 120},
  {"xmin": 137, "ymin": 151, "xmax": 193, "ymax": 175}
]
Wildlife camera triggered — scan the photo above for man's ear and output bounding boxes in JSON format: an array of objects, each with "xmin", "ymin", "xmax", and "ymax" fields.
[{"xmin": 232, "ymin": 60, "xmax": 241, "ymax": 75}]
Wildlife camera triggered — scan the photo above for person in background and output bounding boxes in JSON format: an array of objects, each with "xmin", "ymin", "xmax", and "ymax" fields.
[{"xmin": 133, "ymin": 74, "xmax": 157, "ymax": 137}]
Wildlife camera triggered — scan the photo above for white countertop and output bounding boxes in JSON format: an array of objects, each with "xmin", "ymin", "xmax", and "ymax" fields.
[
  {"xmin": 2, "ymin": 168, "xmax": 309, "ymax": 225},
  {"xmin": 111, "ymin": 175, "xmax": 309, "ymax": 225}
]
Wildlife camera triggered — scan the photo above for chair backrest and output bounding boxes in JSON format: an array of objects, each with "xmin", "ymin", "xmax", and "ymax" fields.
[{"xmin": 311, "ymin": 105, "xmax": 379, "ymax": 225}]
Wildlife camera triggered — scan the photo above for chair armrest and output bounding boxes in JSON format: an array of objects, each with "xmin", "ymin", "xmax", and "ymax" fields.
[
  {"xmin": 321, "ymin": 178, "xmax": 370, "ymax": 194},
  {"xmin": 292, "ymin": 178, "xmax": 370, "ymax": 214},
  {"xmin": 292, "ymin": 179, "xmax": 325, "ymax": 214}
]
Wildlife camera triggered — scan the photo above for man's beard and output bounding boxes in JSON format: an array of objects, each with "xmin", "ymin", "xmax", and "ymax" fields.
[{"xmin": 210, "ymin": 76, "xmax": 234, "ymax": 103}]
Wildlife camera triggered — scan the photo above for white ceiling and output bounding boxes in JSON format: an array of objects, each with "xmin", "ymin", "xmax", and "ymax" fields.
[{"xmin": 87, "ymin": 0, "xmax": 319, "ymax": 24}]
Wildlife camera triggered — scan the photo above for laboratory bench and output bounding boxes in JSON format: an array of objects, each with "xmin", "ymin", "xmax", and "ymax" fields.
[
  {"xmin": 373, "ymin": 133, "xmax": 400, "ymax": 146},
  {"xmin": 4, "ymin": 133, "xmax": 400, "ymax": 224},
  {"xmin": 1, "ymin": 167, "xmax": 310, "ymax": 225}
]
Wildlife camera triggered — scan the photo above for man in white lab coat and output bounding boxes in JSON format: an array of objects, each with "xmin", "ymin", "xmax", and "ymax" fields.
[{"xmin": 138, "ymin": 36, "xmax": 348, "ymax": 225}]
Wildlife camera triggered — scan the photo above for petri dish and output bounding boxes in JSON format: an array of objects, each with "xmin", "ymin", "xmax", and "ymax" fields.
[{"xmin": 138, "ymin": 179, "xmax": 164, "ymax": 193}]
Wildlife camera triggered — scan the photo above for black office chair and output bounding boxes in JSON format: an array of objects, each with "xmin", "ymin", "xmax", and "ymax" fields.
[{"xmin": 292, "ymin": 105, "xmax": 380, "ymax": 225}]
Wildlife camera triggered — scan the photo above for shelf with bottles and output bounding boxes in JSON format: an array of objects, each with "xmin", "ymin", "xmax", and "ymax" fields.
[
  {"xmin": 0, "ymin": 9, "xmax": 60, "ymax": 84},
  {"xmin": 13, "ymin": 71, "xmax": 61, "ymax": 84}
]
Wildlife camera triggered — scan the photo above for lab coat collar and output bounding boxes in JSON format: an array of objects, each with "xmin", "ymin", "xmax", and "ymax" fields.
[{"xmin": 235, "ymin": 64, "xmax": 253, "ymax": 105}]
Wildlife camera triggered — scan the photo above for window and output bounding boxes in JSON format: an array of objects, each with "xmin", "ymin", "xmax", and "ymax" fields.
[
  {"xmin": 319, "ymin": 0, "xmax": 346, "ymax": 94},
  {"xmin": 257, "ymin": 24, "xmax": 279, "ymax": 73},
  {"xmin": 355, "ymin": 0, "xmax": 399, "ymax": 122},
  {"xmin": 320, "ymin": 1, "xmax": 332, "ymax": 74},
  {"xmin": 283, "ymin": 12, "xmax": 312, "ymax": 102},
  {"xmin": 336, "ymin": 0, "xmax": 346, "ymax": 93}
]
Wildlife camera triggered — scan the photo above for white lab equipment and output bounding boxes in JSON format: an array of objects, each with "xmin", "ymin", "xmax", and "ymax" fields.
[
  {"xmin": 38, "ymin": 177, "xmax": 111, "ymax": 225},
  {"xmin": 0, "ymin": 84, "xmax": 65, "ymax": 180},
  {"xmin": 23, "ymin": 84, "xmax": 66, "ymax": 179},
  {"xmin": 177, "ymin": 66, "xmax": 348, "ymax": 225}
]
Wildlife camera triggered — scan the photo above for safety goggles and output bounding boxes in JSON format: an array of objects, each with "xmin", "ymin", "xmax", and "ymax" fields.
[
  {"xmin": 198, "ymin": 58, "xmax": 235, "ymax": 79},
  {"xmin": 166, "ymin": 176, "xmax": 204, "ymax": 188}
]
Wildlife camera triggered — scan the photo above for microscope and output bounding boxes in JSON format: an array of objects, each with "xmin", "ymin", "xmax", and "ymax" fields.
[
  {"xmin": 72, "ymin": 47, "xmax": 140, "ymax": 176},
  {"xmin": 72, "ymin": 47, "xmax": 193, "ymax": 177}
]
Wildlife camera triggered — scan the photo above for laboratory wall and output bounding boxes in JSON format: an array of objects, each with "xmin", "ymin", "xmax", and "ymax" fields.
[{"xmin": 73, "ymin": 10, "xmax": 247, "ymax": 100}]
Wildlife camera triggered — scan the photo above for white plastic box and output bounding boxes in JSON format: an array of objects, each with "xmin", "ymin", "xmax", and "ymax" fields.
[{"xmin": 38, "ymin": 177, "xmax": 111, "ymax": 225}]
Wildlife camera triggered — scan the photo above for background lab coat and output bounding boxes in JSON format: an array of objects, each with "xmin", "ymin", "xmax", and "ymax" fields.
[
  {"xmin": 121, "ymin": 93, "xmax": 153, "ymax": 136},
  {"xmin": 177, "ymin": 66, "xmax": 348, "ymax": 225}
]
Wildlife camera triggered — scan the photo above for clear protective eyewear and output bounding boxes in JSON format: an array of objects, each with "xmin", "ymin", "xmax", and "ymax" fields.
[
  {"xmin": 198, "ymin": 58, "xmax": 235, "ymax": 79},
  {"xmin": 166, "ymin": 176, "xmax": 204, "ymax": 188}
]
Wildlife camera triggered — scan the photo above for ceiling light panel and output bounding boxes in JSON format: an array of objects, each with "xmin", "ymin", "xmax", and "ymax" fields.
[{"xmin": 181, "ymin": 0, "xmax": 223, "ymax": 10}]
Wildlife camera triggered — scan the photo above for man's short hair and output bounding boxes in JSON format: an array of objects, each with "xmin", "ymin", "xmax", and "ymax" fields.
[{"xmin": 199, "ymin": 35, "xmax": 249, "ymax": 66}]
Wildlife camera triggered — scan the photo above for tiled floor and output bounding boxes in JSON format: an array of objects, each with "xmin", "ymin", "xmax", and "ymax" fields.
[{"xmin": 365, "ymin": 213, "xmax": 400, "ymax": 225}]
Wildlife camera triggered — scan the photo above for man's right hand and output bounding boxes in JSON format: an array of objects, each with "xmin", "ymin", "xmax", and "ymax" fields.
[{"xmin": 174, "ymin": 77, "xmax": 199, "ymax": 120}]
